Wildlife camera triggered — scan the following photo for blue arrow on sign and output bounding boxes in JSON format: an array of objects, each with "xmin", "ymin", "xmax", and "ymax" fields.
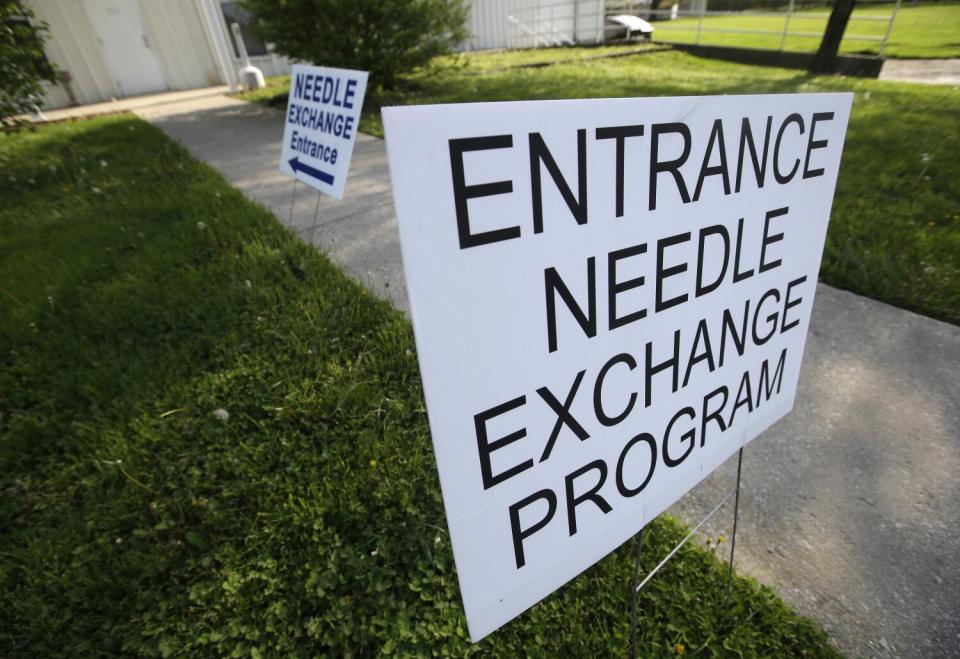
[{"xmin": 289, "ymin": 157, "xmax": 335, "ymax": 186}]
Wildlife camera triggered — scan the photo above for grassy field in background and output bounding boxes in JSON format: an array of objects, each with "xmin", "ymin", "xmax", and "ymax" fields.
[
  {"xmin": 652, "ymin": 3, "xmax": 960, "ymax": 59},
  {"xmin": 0, "ymin": 116, "xmax": 840, "ymax": 656},
  {"xmin": 456, "ymin": 42, "xmax": 668, "ymax": 70},
  {"xmin": 244, "ymin": 48, "xmax": 960, "ymax": 326}
]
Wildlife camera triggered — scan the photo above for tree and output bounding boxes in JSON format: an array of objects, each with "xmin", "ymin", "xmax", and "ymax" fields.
[
  {"xmin": 811, "ymin": 0, "xmax": 856, "ymax": 73},
  {"xmin": 243, "ymin": 0, "xmax": 469, "ymax": 90},
  {"xmin": 1, "ymin": 1, "xmax": 57, "ymax": 128}
]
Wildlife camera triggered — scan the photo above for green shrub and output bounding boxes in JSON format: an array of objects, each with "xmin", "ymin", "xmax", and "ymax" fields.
[
  {"xmin": 243, "ymin": 0, "xmax": 468, "ymax": 90},
  {"xmin": 0, "ymin": 1, "xmax": 57, "ymax": 127}
]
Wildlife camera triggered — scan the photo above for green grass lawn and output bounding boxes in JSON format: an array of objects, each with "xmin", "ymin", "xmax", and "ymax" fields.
[
  {"xmin": 456, "ymin": 42, "xmax": 668, "ymax": 71},
  {"xmin": 652, "ymin": 3, "xmax": 960, "ymax": 58},
  {"xmin": 0, "ymin": 116, "xmax": 839, "ymax": 655},
  {"xmin": 245, "ymin": 49, "xmax": 960, "ymax": 326}
]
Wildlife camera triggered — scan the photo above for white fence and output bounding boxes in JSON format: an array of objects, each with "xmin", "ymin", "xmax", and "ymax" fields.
[
  {"xmin": 643, "ymin": 0, "xmax": 901, "ymax": 56},
  {"xmin": 462, "ymin": 0, "xmax": 902, "ymax": 56}
]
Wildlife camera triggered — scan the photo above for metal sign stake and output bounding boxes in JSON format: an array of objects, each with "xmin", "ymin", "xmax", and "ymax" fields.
[
  {"xmin": 630, "ymin": 446, "xmax": 745, "ymax": 657},
  {"xmin": 630, "ymin": 525, "xmax": 645, "ymax": 658},
  {"xmin": 309, "ymin": 190, "xmax": 322, "ymax": 245},
  {"xmin": 724, "ymin": 447, "xmax": 744, "ymax": 604},
  {"xmin": 288, "ymin": 177, "xmax": 298, "ymax": 225}
]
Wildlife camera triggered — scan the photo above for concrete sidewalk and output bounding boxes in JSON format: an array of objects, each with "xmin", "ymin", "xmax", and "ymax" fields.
[
  {"xmin": 137, "ymin": 95, "xmax": 406, "ymax": 312},
  {"xmin": 36, "ymin": 86, "xmax": 232, "ymax": 124},
  {"xmin": 137, "ymin": 95, "xmax": 960, "ymax": 658},
  {"xmin": 880, "ymin": 59, "xmax": 960, "ymax": 85}
]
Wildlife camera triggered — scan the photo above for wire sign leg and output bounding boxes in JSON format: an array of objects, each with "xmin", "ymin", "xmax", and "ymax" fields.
[
  {"xmin": 724, "ymin": 447, "xmax": 744, "ymax": 604},
  {"xmin": 288, "ymin": 178, "xmax": 298, "ymax": 226},
  {"xmin": 630, "ymin": 526, "xmax": 645, "ymax": 659},
  {"xmin": 309, "ymin": 190, "xmax": 322, "ymax": 245},
  {"xmin": 628, "ymin": 445, "xmax": 746, "ymax": 655}
]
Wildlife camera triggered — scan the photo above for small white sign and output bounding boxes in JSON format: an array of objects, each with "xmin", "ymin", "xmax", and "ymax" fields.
[
  {"xmin": 279, "ymin": 64, "xmax": 368, "ymax": 199},
  {"xmin": 383, "ymin": 93, "xmax": 852, "ymax": 642}
]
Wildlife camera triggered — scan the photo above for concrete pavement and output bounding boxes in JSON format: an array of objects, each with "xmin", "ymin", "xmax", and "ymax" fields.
[
  {"xmin": 879, "ymin": 59, "xmax": 960, "ymax": 86},
  {"xmin": 36, "ymin": 85, "xmax": 232, "ymax": 124},
  {"xmin": 137, "ymin": 95, "xmax": 960, "ymax": 658},
  {"xmin": 672, "ymin": 286, "xmax": 960, "ymax": 657},
  {"xmin": 137, "ymin": 96, "xmax": 407, "ymax": 312}
]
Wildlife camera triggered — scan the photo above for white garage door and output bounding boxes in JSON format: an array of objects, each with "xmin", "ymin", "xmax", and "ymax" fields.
[{"xmin": 82, "ymin": 0, "xmax": 167, "ymax": 97}]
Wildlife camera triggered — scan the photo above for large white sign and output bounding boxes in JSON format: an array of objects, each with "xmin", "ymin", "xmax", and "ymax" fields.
[
  {"xmin": 383, "ymin": 93, "xmax": 852, "ymax": 641},
  {"xmin": 279, "ymin": 64, "xmax": 368, "ymax": 199}
]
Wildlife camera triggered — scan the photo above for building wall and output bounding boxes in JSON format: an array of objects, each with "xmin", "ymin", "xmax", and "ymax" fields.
[
  {"xmin": 140, "ymin": 0, "xmax": 225, "ymax": 91},
  {"xmin": 27, "ymin": 0, "xmax": 115, "ymax": 107},
  {"xmin": 26, "ymin": 0, "xmax": 233, "ymax": 109}
]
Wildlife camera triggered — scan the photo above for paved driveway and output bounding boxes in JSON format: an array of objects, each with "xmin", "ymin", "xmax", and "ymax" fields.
[{"xmin": 880, "ymin": 58, "xmax": 960, "ymax": 85}]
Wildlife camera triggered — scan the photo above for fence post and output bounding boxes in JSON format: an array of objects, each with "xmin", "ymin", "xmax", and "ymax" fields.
[
  {"xmin": 549, "ymin": 4, "xmax": 554, "ymax": 46},
  {"xmin": 572, "ymin": 0, "xmax": 579, "ymax": 43},
  {"xmin": 879, "ymin": 0, "xmax": 901, "ymax": 57},
  {"xmin": 780, "ymin": 0, "xmax": 795, "ymax": 51},
  {"xmin": 696, "ymin": 0, "xmax": 707, "ymax": 45}
]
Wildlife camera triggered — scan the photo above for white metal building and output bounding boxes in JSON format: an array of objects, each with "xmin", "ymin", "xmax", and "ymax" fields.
[
  {"xmin": 463, "ymin": 0, "xmax": 607, "ymax": 50},
  {"xmin": 26, "ymin": 0, "xmax": 291, "ymax": 109}
]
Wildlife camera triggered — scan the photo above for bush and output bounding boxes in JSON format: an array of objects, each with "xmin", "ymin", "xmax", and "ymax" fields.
[
  {"xmin": 0, "ymin": 1, "xmax": 57, "ymax": 128},
  {"xmin": 243, "ymin": 0, "xmax": 469, "ymax": 90}
]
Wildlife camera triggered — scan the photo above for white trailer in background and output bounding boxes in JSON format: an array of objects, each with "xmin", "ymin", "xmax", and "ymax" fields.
[{"xmin": 463, "ymin": 0, "xmax": 607, "ymax": 50}]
